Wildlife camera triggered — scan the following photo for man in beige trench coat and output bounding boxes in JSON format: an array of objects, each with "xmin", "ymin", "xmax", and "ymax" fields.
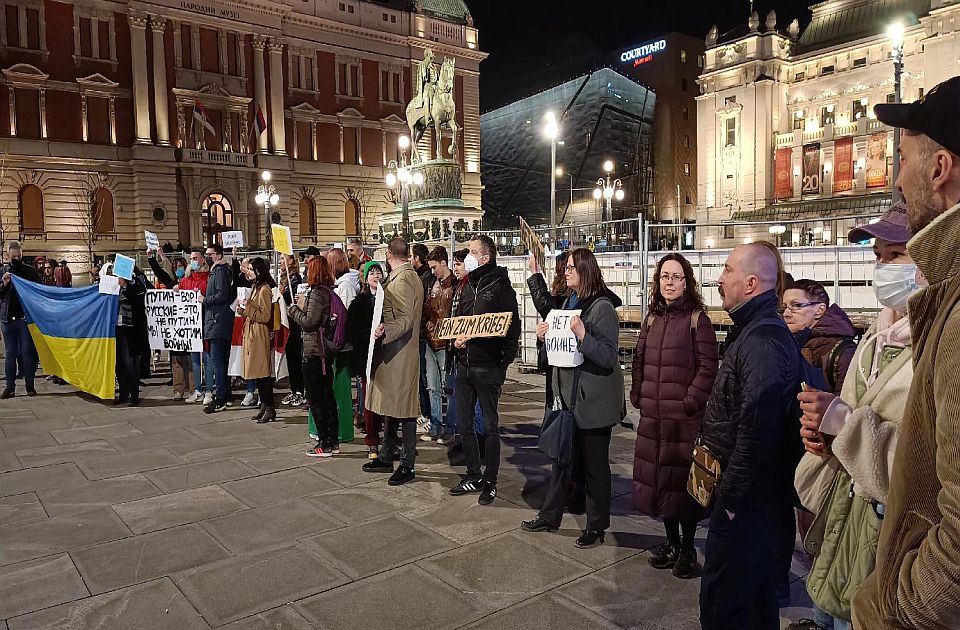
[{"xmin": 363, "ymin": 238, "xmax": 424, "ymax": 486}]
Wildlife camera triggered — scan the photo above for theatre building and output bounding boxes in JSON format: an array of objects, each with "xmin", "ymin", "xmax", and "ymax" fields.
[
  {"xmin": 0, "ymin": 0, "xmax": 483, "ymax": 267},
  {"xmin": 696, "ymin": 0, "xmax": 960, "ymax": 247}
]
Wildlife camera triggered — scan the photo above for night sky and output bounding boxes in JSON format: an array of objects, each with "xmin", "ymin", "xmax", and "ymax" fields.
[{"xmin": 470, "ymin": 0, "xmax": 814, "ymax": 111}]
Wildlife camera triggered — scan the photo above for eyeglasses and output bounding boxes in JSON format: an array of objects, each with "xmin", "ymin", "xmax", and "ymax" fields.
[
  {"xmin": 564, "ymin": 264, "xmax": 576, "ymax": 273},
  {"xmin": 779, "ymin": 301, "xmax": 822, "ymax": 313},
  {"xmin": 659, "ymin": 273, "xmax": 686, "ymax": 283}
]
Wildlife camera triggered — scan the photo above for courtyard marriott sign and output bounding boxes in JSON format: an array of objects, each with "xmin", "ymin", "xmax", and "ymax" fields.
[{"xmin": 620, "ymin": 38, "xmax": 667, "ymax": 66}]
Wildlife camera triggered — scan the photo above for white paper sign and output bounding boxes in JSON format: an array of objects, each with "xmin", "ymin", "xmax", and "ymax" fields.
[
  {"xmin": 232, "ymin": 286, "xmax": 251, "ymax": 312},
  {"xmin": 144, "ymin": 230, "xmax": 159, "ymax": 250},
  {"xmin": 222, "ymin": 231, "xmax": 244, "ymax": 248},
  {"xmin": 365, "ymin": 289, "xmax": 385, "ymax": 382},
  {"xmin": 545, "ymin": 309, "xmax": 583, "ymax": 368},
  {"xmin": 296, "ymin": 282, "xmax": 309, "ymax": 296},
  {"xmin": 98, "ymin": 274, "xmax": 120, "ymax": 295},
  {"xmin": 113, "ymin": 253, "xmax": 135, "ymax": 280},
  {"xmin": 145, "ymin": 289, "xmax": 203, "ymax": 352}
]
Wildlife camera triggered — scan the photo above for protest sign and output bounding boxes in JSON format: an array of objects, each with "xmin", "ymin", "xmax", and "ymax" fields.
[
  {"xmin": 113, "ymin": 254, "xmax": 135, "ymax": 280},
  {"xmin": 271, "ymin": 224, "xmax": 293, "ymax": 255},
  {"xmin": 545, "ymin": 309, "xmax": 583, "ymax": 367},
  {"xmin": 222, "ymin": 230, "xmax": 244, "ymax": 248},
  {"xmin": 296, "ymin": 283, "xmax": 309, "ymax": 296},
  {"xmin": 145, "ymin": 289, "xmax": 203, "ymax": 352},
  {"xmin": 98, "ymin": 274, "xmax": 120, "ymax": 295},
  {"xmin": 435, "ymin": 312, "xmax": 513, "ymax": 340},
  {"xmin": 365, "ymin": 289, "xmax": 385, "ymax": 382},
  {"xmin": 232, "ymin": 286, "xmax": 251, "ymax": 312},
  {"xmin": 144, "ymin": 230, "xmax": 159, "ymax": 250},
  {"xmin": 519, "ymin": 216, "xmax": 545, "ymax": 273}
]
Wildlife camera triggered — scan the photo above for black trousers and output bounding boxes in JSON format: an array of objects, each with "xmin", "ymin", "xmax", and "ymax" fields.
[
  {"xmin": 699, "ymin": 500, "xmax": 788, "ymax": 630},
  {"xmin": 539, "ymin": 425, "xmax": 612, "ymax": 532},
  {"xmin": 380, "ymin": 417, "xmax": 416, "ymax": 468},
  {"xmin": 303, "ymin": 357, "xmax": 337, "ymax": 448},
  {"xmin": 454, "ymin": 364, "xmax": 504, "ymax": 482},
  {"xmin": 287, "ymin": 325, "xmax": 304, "ymax": 394},
  {"xmin": 115, "ymin": 326, "xmax": 140, "ymax": 402},
  {"xmin": 255, "ymin": 376, "xmax": 274, "ymax": 407}
]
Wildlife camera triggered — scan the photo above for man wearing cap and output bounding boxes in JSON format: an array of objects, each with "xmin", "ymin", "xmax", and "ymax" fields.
[{"xmin": 850, "ymin": 76, "xmax": 960, "ymax": 629}]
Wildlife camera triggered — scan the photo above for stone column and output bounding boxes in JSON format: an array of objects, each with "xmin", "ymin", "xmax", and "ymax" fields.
[
  {"xmin": 150, "ymin": 15, "xmax": 170, "ymax": 146},
  {"xmin": 267, "ymin": 39, "xmax": 286, "ymax": 155},
  {"xmin": 128, "ymin": 9, "xmax": 152, "ymax": 144},
  {"xmin": 252, "ymin": 34, "xmax": 268, "ymax": 153}
]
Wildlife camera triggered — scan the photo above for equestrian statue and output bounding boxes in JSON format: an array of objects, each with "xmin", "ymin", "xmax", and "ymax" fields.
[{"xmin": 406, "ymin": 48, "xmax": 459, "ymax": 164}]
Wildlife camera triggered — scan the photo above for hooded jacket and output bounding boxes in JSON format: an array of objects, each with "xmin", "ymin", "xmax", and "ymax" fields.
[
  {"xmin": 453, "ymin": 262, "xmax": 520, "ymax": 372},
  {"xmin": 797, "ymin": 303, "xmax": 858, "ymax": 395},
  {"xmin": 424, "ymin": 271, "xmax": 454, "ymax": 351},
  {"xmin": 0, "ymin": 258, "xmax": 40, "ymax": 322},
  {"xmin": 334, "ymin": 269, "xmax": 361, "ymax": 310},
  {"xmin": 203, "ymin": 263, "xmax": 234, "ymax": 341}
]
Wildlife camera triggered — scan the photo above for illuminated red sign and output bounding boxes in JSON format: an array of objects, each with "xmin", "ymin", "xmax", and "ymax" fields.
[{"xmin": 633, "ymin": 54, "xmax": 654, "ymax": 67}]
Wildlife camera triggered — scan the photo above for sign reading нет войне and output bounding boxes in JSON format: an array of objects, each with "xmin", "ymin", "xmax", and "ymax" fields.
[{"xmin": 435, "ymin": 312, "xmax": 513, "ymax": 340}]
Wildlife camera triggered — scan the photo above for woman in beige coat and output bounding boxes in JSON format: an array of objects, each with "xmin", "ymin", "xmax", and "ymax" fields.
[
  {"xmin": 237, "ymin": 257, "xmax": 276, "ymax": 423},
  {"xmin": 363, "ymin": 239, "xmax": 423, "ymax": 486}
]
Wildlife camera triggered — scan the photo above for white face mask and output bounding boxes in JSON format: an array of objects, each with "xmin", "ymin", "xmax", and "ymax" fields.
[
  {"xmin": 464, "ymin": 253, "xmax": 480, "ymax": 273},
  {"xmin": 874, "ymin": 263, "xmax": 919, "ymax": 312}
]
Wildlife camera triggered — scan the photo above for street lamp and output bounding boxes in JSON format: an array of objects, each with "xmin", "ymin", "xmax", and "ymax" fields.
[
  {"xmin": 594, "ymin": 160, "xmax": 624, "ymax": 224},
  {"xmin": 768, "ymin": 224, "xmax": 786, "ymax": 247},
  {"xmin": 543, "ymin": 111, "xmax": 560, "ymax": 248},
  {"xmin": 888, "ymin": 21, "xmax": 905, "ymax": 202},
  {"xmin": 385, "ymin": 135, "xmax": 421, "ymax": 241},
  {"xmin": 255, "ymin": 170, "xmax": 280, "ymax": 249}
]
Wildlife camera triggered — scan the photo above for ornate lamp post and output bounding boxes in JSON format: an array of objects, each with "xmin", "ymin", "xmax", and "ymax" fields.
[
  {"xmin": 386, "ymin": 135, "xmax": 423, "ymax": 241},
  {"xmin": 593, "ymin": 160, "xmax": 624, "ymax": 224},
  {"xmin": 255, "ymin": 170, "xmax": 280, "ymax": 249},
  {"xmin": 887, "ymin": 21, "xmax": 905, "ymax": 202}
]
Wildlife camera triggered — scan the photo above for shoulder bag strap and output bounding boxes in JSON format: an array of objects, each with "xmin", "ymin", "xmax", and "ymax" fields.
[{"xmin": 568, "ymin": 365, "xmax": 583, "ymax": 413}]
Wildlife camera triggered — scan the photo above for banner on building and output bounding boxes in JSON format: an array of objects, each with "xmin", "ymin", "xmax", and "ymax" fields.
[
  {"xmin": 833, "ymin": 137, "xmax": 854, "ymax": 193},
  {"xmin": 774, "ymin": 147, "xmax": 794, "ymax": 200},
  {"xmin": 866, "ymin": 132, "xmax": 888, "ymax": 189},
  {"xmin": 802, "ymin": 144, "xmax": 821, "ymax": 195},
  {"xmin": 545, "ymin": 309, "xmax": 584, "ymax": 368},
  {"xmin": 145, "ymin": 289, "xmax": 203, "ymax": 352},
  {"xmin": 435, "ymin": 312, "xmax": 513, "ymax": 340}
]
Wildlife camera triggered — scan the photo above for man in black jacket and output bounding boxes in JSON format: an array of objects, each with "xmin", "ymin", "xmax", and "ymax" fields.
[
  {"xmin": 202, "ymin": 243, "xmax": 235, "ymax": 413},
  {"xmin": 0, "ymin": 241, "xmax": 41, "ymax": 398},
  {"xmin": 449, "ymin": 234, "xmax": 520, "ymax": 505},
  {"xmin": 699, "ymin": 243, "xmax": 801, "ymax": 630}
]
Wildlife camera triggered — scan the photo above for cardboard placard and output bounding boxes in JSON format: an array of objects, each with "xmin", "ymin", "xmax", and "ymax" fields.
[
  {"xmin": 113, "ymin": 254, "xmax": 135, "ymax": 280},
  {"xmin": 365, "ymin": 289, "xmax": 385, "ymax": 382},
  {"xmin": 222, "ymin": 230, "xmax": 244, "ymax": 248},
  {"xmin": 271, "ymin": 224, "xmax": 293, "ymax": 255},
  {"xmin": 545, "ymin": 309, "xmax": 583, "ymax": 368},
  {"xmin": 435, "ymin": 312, "xmax": 513, "ymax": 340},
  {"xmin": 145, "ymin": 289, "xmax": 203, "ymax": 352},
  {"xmin": 144, "ymin": 230, "xmax": 159, "ymax": 250},
  {"xmin": 520, "ymin": 216, "xmax": 545, "ymax": 273},
  {"xmin": 98, "ymin": 274, "xmax": 120, "ymax": 295}
]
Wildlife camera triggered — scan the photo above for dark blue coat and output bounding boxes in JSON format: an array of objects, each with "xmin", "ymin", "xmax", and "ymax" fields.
[{"xmin": 203, "ymin": 263, "xmax": 234, "ymax": 341}]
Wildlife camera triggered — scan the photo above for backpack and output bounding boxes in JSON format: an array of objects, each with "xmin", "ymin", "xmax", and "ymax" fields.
[
  {"xmin": 314, "ymin": 285, "xmax": 348, "ymax": 354},
  {"xmin": 824, "ymin": 337, "xmax": 857, "ymax": 393}
]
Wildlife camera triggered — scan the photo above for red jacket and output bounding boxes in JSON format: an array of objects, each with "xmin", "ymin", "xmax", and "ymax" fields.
[{"xmin": 178, "ymin": 270, "xmax": 209, "ymax": 295}]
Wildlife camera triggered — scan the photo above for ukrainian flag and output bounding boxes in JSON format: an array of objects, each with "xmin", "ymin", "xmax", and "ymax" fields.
[{"xmin": 11, "ymin": 277, "xmax": 119, "ymax": 400}]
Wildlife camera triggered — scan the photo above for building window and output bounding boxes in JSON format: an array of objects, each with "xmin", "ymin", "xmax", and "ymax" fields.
[
  {"xmin": 794, "ymin": 71, "xmax": 805, "ymax": 81},
  {"xmin": 93, "ymin": 187, "xmax": 114, "ymax": 234},
  {"xmin": 918, "ymin": 87, "xmax": 924, "ymax": 100},
  {"xmin": 681, "ymin": 77, "xmax": 688, "ymax": 92},
  {"xmin": 380, "ymin": 67, "xmax": 403, "ymax": 103},
  {"xmin": 3, "ymin": 2, "xmax": 43, "ymax": 50},
  {"xmin": 853, "ymin": 57, "xmax": 867, "ymax": 68},
  {"xmin": 179, "ymin": 23, "xmax": 193, "ymax": 69},
  {"xmin": 337, "ymin": 59, "xmax": 362, "ymax": 98},
  {"xmin": 886, "ymin": 93, "xmax": 896, "ymax": 103},
  {"xmin": 685, "ymin": 194, "xmax": 692, "ymax": 205},
  {"xmin": 18, "ymin": 184, "xmax": 43, "ymax": 232},
  {"xmin": 820, "ymin": 105, "xmax": 835, "ymax": 126},
  {"xmin": 290, "ymin": 52, "xmax": 316, "ymax": 91},
  {"xmin": 853, "ymin": 98, "xmax": 868, "ymax": 121},
  {"xmin": 724, "ymin": 117, "xmax": 736, "ymax": 147},
  {"xmin": 697, "ymin": 54, "xmax": 704, "ymax": 68},
  {"xmin": 683, "ymin": 162, "xmax": 691, "ymax": 176},
  {"xmin": 723, "ymin": 223, "xmax": 735, "ymax": 239},
  {"xmin": 793, "ymin": 111, "xmax": 804, "ymax": 130},
  {"xmin": 684, "ymin": 135, "xmax": 690, "ymax": 149},
  {"xmin": 299, "ymin": 196, "xmax": 316, "ymax": 236},
  {"xmin": 820, "ymin": 65, "xmax": 835, "ymax": 76},
  {"xmin": 76, "ymin": 15, "xmax": 111, "ymax": 60},
  {"xmin": 724, "ymin": 95, "xmax": 736, "ymax": 105},
  {"xmin": 338, "ymin": 2, "xmax": 345, "ymax": 10},
  {"xmin": 681, "ymin": 106, "xmax": 688, "ymax": 121},
  {"xmin": 680, "ymin": 49, "xmax": 687, "ymax": 63},
  {"xmin": 344, "ymin": 199, "xmax": 360, "ymax": 237},
  {"xmin": 382, "ymin": 12, "xmax": 388, "ymax": 21},
  {"xmin": 201, "ymin": 193, "xmax": 233, "ymax": 246}
]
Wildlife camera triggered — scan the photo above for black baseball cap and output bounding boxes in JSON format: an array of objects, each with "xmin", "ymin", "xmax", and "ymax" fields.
[
  {"xmin": 303, "ymin": 246, "xmax": 321, "ymax": 257},
  {"xmin": 874, "ymin": 76, "xmax": 960, "ymax": 157}
]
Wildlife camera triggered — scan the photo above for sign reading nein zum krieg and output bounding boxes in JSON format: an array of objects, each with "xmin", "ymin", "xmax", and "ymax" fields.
[{"xmin": 436, "ymin": 312, "xmax": 513, "ymax": 340}]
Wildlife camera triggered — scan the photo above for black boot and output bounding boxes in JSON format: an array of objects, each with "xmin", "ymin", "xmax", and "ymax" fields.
[
  {"xmin": 574, "ymin": 530, "xmax": 605, "ymax": 549},
  {"xmin": 648, "ymin": 542, "xmax": 680, "ymax": 569},
  {"xmin": 252, "ymin": 404, "xmax": 266, "ymax": 422},
  {"xmin": 256, "ymin": 406, "xmax": 276, "ymax": 424},
  {"xmin": 672, "ymin": 548, "xmax": 697, "ymax": 579}
]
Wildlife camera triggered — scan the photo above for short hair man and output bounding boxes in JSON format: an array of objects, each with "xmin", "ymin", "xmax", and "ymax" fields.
[
  {"xmin": 851, "ymin": 75, "xmax": 960, "ymax": 629},
  {"xmin": 346, "ymin": 238, "xmax": 369, "ymax": 269},
  {"xmin": 363, "ymin": 238, "xmax": 424, "ymax": 485},
  {"xmin": 202, "ymin": 242, "xmax": 234, "ymax": 413},
  {"xmin": 0, "ymin": 241, "xmax": 41, "ymax": 398},
  {"xmin": 421, "ymin": 245, "xmax": 455, "ymax": 441},
  {"xmin": 699, "ymin": 243, "xmax": 802, "ymax": 629},
  {"xmin": 448, "ymin": 234, "xmax": 520, "ymax": 505}
]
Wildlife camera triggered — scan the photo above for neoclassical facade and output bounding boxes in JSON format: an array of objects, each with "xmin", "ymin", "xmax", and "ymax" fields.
[
  {"xmin": 695, "ymin": 0, "xmax": 960, "ymax": 246},
  {"xmin": 0, "ymin": 0, "xmax": 484, "ymax": 266}
]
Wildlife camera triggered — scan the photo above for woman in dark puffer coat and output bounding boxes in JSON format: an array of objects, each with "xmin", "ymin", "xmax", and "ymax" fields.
[{"xmin": 630, "ymin": 252, "xmax": 718, "ymax": 579}]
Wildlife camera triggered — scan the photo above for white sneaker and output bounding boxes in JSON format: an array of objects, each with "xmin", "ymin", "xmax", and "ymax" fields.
[
  {"xmin": 293, "ymin": 392, "xmax": 306, "ymax": 406},
  {"xmin": 240, "ymin": 391, "xmax": 258, "ymax": 406},
  {"xmin": 416, "ymin": 416, "xmax": 430, "ymax": 434},
  {"xmin": 281, "ymin": 392, "xmax": 296, "ymax": 405},
  {"xmin": 185, "ymin": 391, "xmax": 201, "ymax": 404},
  {"xmin": 202, "ymin": 392, "xmax": 213, "ymax": 406}
]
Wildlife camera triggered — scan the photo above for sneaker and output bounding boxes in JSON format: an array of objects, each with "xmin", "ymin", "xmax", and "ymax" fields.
[
  {"xmin": 26, "ymin": 389, "xmax": 37, "ymax": 397},
  {"xmin": 306, "ymin": 445, "xmax": 333, "ymax": 458},
  {"xmin": 648, "ymin": 542, "xmax": 680, "ymax": 569},
  {"xmin": 449, "ymin": 476, "xmax": 482, "ymax": 496},
  {"xmin": 294, "ymin": 393, "xmax": 306, "ymax": 406},
  {"xmin": 362, "ymin": 458, "xmax": 394, "ymax": 473},
  {"xmin": 416, "ymin": 416, "xmax": 430, "ymax": 434},
  {"xmin": 240, "ymin": 391, "xmax": 257, "ymax": 406},
  {"xmin": 173, "ymin": 390, "xmax": 184, "ymax": 401},
  {"xmin": 388, "ymin": 465, "xmax": 415, "ymax": 486},
  {"xmin": 203, "ymin": 397, "xmax": 226, "ymax": 414},
  {"xmin": 672, "ymin": 548, "xmax": 697, "ymax": 579},
  {"xmin": 281, "ymin": 392, "xmax": 296, "ymax": 405},
  {"xmin": 202, "ymin": 392, "xmax": 213, "ymax": 406},
  {"xmin": 185, "ymin": 391, "xmax": 201, "ymax": 404},
  {"xmin": 786, "ymin": 621, "xmax": 826, "ymax": 630},
  {"xmin": 420, "ymin": 433, "xmax": 438, "ymax": 443},
  {"xmin": 437, "ymin": 433, "xmax": 456, "ymax": 446},
  {"xmin": 1, "ymin": 388, "xmax": 15, "ymax": 399},
  {"xmin": 330, "ymin": 445, "xmax": 341, "ymax": 454},
  {"xmin": 478, "ymin": 481, "xmax": 497, "ymax": 505}
]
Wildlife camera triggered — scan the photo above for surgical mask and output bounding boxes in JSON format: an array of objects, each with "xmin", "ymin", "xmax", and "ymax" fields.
[
  {"xmin": 464, "ymin": 254, "xmax": 480, "ymax": 273},
  {"xmin": 190, "ymin": 261, "xmax": 200, "ymax": 271},
  {"xmin": 874, "ymin": 263, "xmax": 919, "ymax": 312},
  {"xmin": 175, "ymin": 267, "xmax": 185, "ymax": 279}
]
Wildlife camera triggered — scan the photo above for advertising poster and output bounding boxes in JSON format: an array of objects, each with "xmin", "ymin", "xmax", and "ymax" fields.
[
  {"xmin": 775, "ymin": 147, "xmax": 794, "ymax": 200},
  {"xmin": 833, "ymin": 137, "xmax": 854, "ymax": 193},
  {"xmin": 802, "ymin": 143, "xmax": 821, "ymax": 195},
  {"xmin": 866, "ymin": 132, "xmax": 888, "ymax": 189}
]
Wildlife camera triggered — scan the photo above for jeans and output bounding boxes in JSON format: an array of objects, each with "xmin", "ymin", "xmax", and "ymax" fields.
[
  {"xmin": 539, "ymin": 425, "xmax": 612, "ymax": 531},
  {"xmin": 115, "ymin": 326, "xmax": 140, "ymax": 402},
  {"xmin": 813, "ymin": 606, "xmax": 851, "ymax": 630},
  {"xmin": 304, "ymin": 357, "xmax": 338, "ymax": 449},
  {"xmin": 424, "ymin": 346, "xmax": 452, "ymax": 435},
  {"xmin": 454, "ymin": 363, "xmax": 504, "ymax": 482},
  {"xmin": 2, "ymin": 318, "xmax": 36, "ymax": 391},
  {"xmin": 246, "ymin": 379, "xmax": 256, "ymax": 393},
  {"xmin": 191, "ymin": 351, "xmax": 212, "ymax": 393},
  {"xmin": 445, "ymin": 367, "xmax": 485, "ymax": 437},
  {"xmin": 208, "ymin": 338, "xmax": 231, "ymax": 402},
  {"xmin": 381, "ymin": 417, "xmax": 416, "ymax": 468}
]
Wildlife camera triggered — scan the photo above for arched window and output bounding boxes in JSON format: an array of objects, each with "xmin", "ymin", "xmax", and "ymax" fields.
[
  {"xmin": 344, "ymin": 199, "xmax": 360, "ymax": 237},
  {"xmin": 201, "ymin": 192, "xmax": 234, "ymax": 246},
  {"xmin": 93, "ymin": 187, "xmax": 115, "ymax": 234},
  {"xmin": 19, "ymin": 184, "xmax": 44, "ymax": 232},
  {"xmin": 299, "ymin": 197, "xmax": 316, "ymax": 237}
]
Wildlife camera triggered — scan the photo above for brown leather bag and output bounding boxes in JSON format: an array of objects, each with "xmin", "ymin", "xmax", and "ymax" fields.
[{"xmin": 688, "ymin": 438, "xmax": 723, "ymax": 508}]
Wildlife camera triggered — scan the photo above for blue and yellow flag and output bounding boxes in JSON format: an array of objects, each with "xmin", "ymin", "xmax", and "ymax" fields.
[{"xmin": 11, "ymin": 277, "xmax": 119, "ymax": 399}]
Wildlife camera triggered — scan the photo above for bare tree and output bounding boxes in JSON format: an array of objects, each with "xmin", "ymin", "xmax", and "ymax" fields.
[
  {"xmin": 343, "ymin": 172, "xmax": 391, "ymax": 243},
  {"xmin": 73, "ymin": 176, "xmax": 103, "ymax": 268},
  {"xmin": 0, "ymin": 142, "xmax": 11, "ymax": 253}
]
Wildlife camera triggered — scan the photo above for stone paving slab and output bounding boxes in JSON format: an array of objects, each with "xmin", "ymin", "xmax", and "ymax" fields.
[
  {"xmin": 36, "ymin": 474, "xmax": 161, "ymax": 516},
  {"xmin": 174, "ymin": 543, "xmax": 349, "ymax": 626},
  {"xmin": 200, "ymin": 498, "xmax": 344, "ymax": 554},
  {"xmin": 0, "ymin": 462, "xmax": 88, "ymax": 497},
  {"xmin": 144, "ymin": 458, "xmax": 260, "ymax": 493},
  {"xmin": 108, "ymin": 427, "xmax": 202, "ymax": 452},
  {"xmin": 112, "ymin": 484, "xmax": 248, "ymax": 534},
  {"xmin": 0, "ymin": 492, "xmax": 47, "ymax": 526},
  {"xmin": 0, "ymin": 431, "xmax": 58, "ymax": 454},
  {"xmin": 0, "ymin": 553, "xmax": 89, "ymax": 619},
  {"xmin": 71, "ymin": 524, "xmax": 231, "ymax": 595},
  {"xmin": 0, "ymin": 507, "xmax": 130, "ymax": 566},
  {"xmin": 220, "ymin": 467, "xmax": 340, "ymax": 507},
  {"xmin": 304, "ymin": 484, "xmax": 411, "ymax": 525},
  {"xmin": 462, "ymin": 593, "xmax": 619, "ymax": 630},
  {"xmin": 13, "ymin": 440, "xmax": 117, "ymax": 468},
  {"xmin": 6, "ymin": 577, "xmax": 210, "ymax": 630},
  {"xmin": 402, "ymin": 489, "xmax": 530, "ymax": 545},
  {"xmin": 0, "ymin": 451, "xmax": 21, "ymax": 473},
  {"xmin": 0, "ymin": 416, "xmax": 89, "ymax": 438},
  {"xmin": 171, "ymin": 438, "xmax": 272, "ymax": 464},
  {"xmin": 234, "ymin": 444, "xmax": 312, "ymax": 475},
  {"xmin": 219, "ymin": 605, "xmax": 314, "ymax": 630},
  {"xmin": 300, "ymin": 514, "xmax": 457, "ymax": 579},
  {"xmin": 295, "ymin": 564, "xmax": 491, "ymax": 629},
  {"xmin": 75, "ymin": 447, "xmax": 184, "ymax": 480},
  {"xmin": 292, "ymin": 453, "xmax": 383, "ymax": 487},
  {"xmin": 49, "ymin": 421, "xmax": 144, "ymax": 445}
]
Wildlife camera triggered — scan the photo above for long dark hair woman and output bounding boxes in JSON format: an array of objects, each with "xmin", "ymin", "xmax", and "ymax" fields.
[
  {"xmin": 527, "ymin": 250, "xmax": 569, "ymax": 404},
  {"xmin": 629, "ymin": 252, "xmax": 718, "ymax": 578},
  {"xmin": 522, "ymin": 248, "xmax": 624, "ymax": 549},
  {"xmin": 237, "ymin": 257, "xmax": 277, "ymax": 423},
  {"xmin": 289, "ymin": 256, "xmax": 341, "ymax": 456}
]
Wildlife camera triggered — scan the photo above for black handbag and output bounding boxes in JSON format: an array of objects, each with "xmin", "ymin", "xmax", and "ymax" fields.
[{"xmin": 538, "ymin": 367, "xmax": 580, "ymax": 465}]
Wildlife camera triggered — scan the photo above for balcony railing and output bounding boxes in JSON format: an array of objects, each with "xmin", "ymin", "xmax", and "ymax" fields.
[
  {"xmin": 834, "ymin": 122, "xmax": 859, "ymax": 137},
  {"xmin": 178, "ymin": 148, "xmax": 253, "ymax": 168},
  {"xmin": 775, "ymin": 132, "xmax": 795, "ymax": 148}
]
